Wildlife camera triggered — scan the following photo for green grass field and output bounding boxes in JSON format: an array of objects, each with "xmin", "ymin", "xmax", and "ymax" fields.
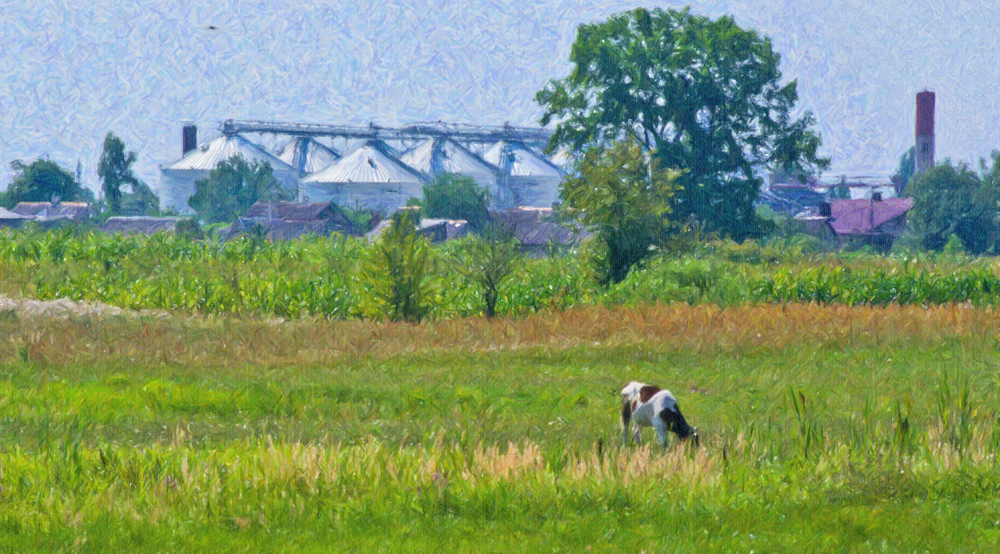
[{"xmin": 1, "ymin": 304, "xmax": 999, "ymax": 552}]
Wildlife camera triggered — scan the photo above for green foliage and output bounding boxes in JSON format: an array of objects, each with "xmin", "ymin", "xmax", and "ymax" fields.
[
  {"xmin": 907, "ymin": 159, "xmax": 999, "ymax": 254},
  {"xmin": 341, "ymin": 205, "xmax": 378, "ymax": 234},
  {"xmin": 893, "ymin": 146, "xmax": 916, "ymax": 194},
  {"xmin": 188, "ymin": 156, "xmax": 293, "ymax": 224},
  {"xmin": 0, "ymin": 159, "xmax": 96, "ymax": 208},
  {"xmin": 560, "ymin": 138, "xmax": 679, "ymax": 285},
  {"xmin": 174, "ymin": 218, "xmax": 204, "ymax": 241},
  {"xmin": 98, "ymin": 132, "xmax": 159, "ymax": 216},
  {"xmin": 361, "ymin": 210, "xmax": 433, "ymax": 322},
  {"xmin": 943, "ymin": 234, "xmax": 966, "ymax": 256},
  {"xmin": 8, "ymin": 227, "xmax": 1000, "ymax": 320},
  {"xmin": 418, "ymin": 173, "xmax": 490, "ymax": 233},
  {"xmin": 537, "ymin": 6, "xmax": 830, "ymax": 240},
  {"xmin": 450, "ymin": 222, "xmax": 522, "ymax": 318}
]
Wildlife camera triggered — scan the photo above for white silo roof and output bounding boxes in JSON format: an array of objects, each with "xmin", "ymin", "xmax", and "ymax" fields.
[
  {"xmin": 302, "ymin": 141, "xmax": 426, "ymax": 185},
  {"xmin": 399, "ymin": 138, "xmax": 499, "ymax": 181},
  {"xmin": 278, "ymin": 137, "xmax": 341, "ymax": 176},
  {"xmin": 161, "ymin": 134, "xmax": 297, "ymax": 173},
  {"xmin": 482, "ymin": 141, "xmax": 565, "ymax": 180}
]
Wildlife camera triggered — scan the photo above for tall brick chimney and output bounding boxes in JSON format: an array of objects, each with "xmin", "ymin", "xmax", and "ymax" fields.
[
  {"xmin": 915, "ymin": 91, "xmax": 935, "ymax": 174},
  {"xmin": 182, "ymin": 124, "xmax": 198, "ymax": 156}
]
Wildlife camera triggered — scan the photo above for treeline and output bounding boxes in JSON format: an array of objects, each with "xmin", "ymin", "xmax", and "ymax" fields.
[
  {"xmin": 2, "ymin": 225, "xmax": 1000, "ymax": 321},
  {"xmin": 0, "ymin": 134, "xmax": 163, "ymax": 217}
]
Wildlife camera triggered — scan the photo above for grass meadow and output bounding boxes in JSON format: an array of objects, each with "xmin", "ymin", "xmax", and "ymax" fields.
[{"xmin": 1, "ymin": 304, "xmax": 999, "ymax": 552}]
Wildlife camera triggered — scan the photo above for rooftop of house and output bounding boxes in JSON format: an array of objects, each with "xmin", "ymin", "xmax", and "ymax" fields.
[{"xmin": 827, "ymin": 197, "xmax": 913, "ymax": 235}]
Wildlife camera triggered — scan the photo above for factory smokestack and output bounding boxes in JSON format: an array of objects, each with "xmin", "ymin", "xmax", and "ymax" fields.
[
  {"xmin": 915, "ymin": 91, "xmax": 935, "ymax": 174},
  {"xmin": 182, "ymin": 125, "xmax": 198, "ymax": 156}
]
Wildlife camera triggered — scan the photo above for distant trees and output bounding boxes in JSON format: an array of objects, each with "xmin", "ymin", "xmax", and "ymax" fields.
[
  {"xmin": 418, "ymin": 173, "xmax": 490, "ymax": 234},
  {"xmin": 907, "ymin": 155, "xmax": 1000, "ymax": 254},
  {"xmin": 98, "ymin": 132, "xmax": 160, "ymax": 216},
  {"xmin": 893, "ymin": 147, "xmax": 916, "ymax": 195},
  {"xmin": 536, "ymin": 7, "xmax": 829, "ymax": 241},
  {"xmin": 560, "ymin": 138, "xmax": 680, "ymax": 284},
  {"xmin": 188, "ymin": 155, "xmax": 293, "ymax": 224},
  {"xmin": 0, "ymin": 159, "xmax": 96, "ymax": 208}
]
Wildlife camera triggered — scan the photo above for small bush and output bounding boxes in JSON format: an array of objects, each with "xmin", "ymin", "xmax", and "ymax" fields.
[{"xmin": 360, "ymin": 210, "xmax": 433, "ymax": 322}]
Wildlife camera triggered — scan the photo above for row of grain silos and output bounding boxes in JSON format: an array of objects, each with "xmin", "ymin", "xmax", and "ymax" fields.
[{"xmin": 158, "ymin": 126, "xmax": 568, "ymax": 215}]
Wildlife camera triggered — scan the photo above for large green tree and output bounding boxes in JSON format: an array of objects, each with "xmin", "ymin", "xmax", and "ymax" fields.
[
  {"xmin": 98, "ymin": 132, "xmax": 160, "ymax": 216},
  {"xmin": 0, "ymin": 159, "xmax": 96, "ymax": 208},
  {"xmin": 907, "ymin": 158, "xmax": 1000, "ymax": 254},
  {"xmin": 188, "ymin": 156, "xmax": 293, "ymax": 224},
  {"xmin": 561, "ymin": 138, "xmax": 679, "ymax": 284},
  {"xmin": 536, "ymin": 7, "xmax": 829, "ymax": 240}
]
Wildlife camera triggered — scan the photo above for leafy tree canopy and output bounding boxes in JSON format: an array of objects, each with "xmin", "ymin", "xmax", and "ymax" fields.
[
  {"xmin": 561, "ymin": 138, "xmax": 680, "ymax": 284},
  {"xmin": 537, "ymin": 7, "xmax": 830, "ymax": 240},
  {"xmin": 418, "ymin": 173, "xmax": 490, "ymax": 234},
  {"xmin": 188, "ymin": 155, "xmax": 293, "ymax": 224},
  {"xmin": 907, "ymin": 157, "xmax": 1000, "ymax": 254},
  {"xmin": 98, "ymin": 132, "xmax": 160, "ymax": 216},
  {"xmin": 0, "ymin": 158, "xmax": 96, "ymax": 208}
]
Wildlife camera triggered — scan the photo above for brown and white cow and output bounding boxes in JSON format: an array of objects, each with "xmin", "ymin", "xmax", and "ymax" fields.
[{"xmin": 620, "ymin": 381, "xmax": 699, "ymax": 448}]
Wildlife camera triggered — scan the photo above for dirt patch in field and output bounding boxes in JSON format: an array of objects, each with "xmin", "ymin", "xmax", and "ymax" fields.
[{"xmin": 0, "ymin": 294, "xmax": 168, "ymax": 319}]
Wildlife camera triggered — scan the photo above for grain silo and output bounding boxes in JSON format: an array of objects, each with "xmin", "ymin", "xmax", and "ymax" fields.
[
  {"xmin": 481, "ymin": 141, "xmax": 565, "ymax": 209},
  {"xmin": 277, "ymin": 137, "xmax": 341, "ymax": 177},
  {"xmin": 299, "ymin": 140, "xmax": 428, "ymax": 213},
  {"xmin": 398, "ymin": 138, "xmax": 501, "ymax": 202},
  {"xmin": 159, "ymin": 129, "xmax": 300, "ymax": 214}
]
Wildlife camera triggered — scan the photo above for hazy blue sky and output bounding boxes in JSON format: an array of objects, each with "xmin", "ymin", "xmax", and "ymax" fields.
[{"xmin": 1, "ymin": 0, "xmax": 998, "ymax": 194}]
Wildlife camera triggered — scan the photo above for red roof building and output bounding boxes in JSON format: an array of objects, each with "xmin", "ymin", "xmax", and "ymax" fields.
[{"xmin": 826, "ymin": 197, "xmax": 913, "ymax": 236}]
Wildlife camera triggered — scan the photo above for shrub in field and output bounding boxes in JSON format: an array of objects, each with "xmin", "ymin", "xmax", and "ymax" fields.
[
  {"xmin": 449, "ymin": 222, "xmax": 522, "ymax": 318},
  {"xmin": 361, "ymin": 210, "xmax": 433, "ymax": 322},
  {"xmin": 174, "ymin": 218, "xmax": 204, "ymax": 241}
]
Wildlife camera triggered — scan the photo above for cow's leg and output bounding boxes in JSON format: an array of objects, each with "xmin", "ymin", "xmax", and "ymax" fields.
[
  {"xmin": 621, "ymin": 400, "xmax": 632, "ymax": 446},
  {"xmin": 633, "ymin": 423, "xmax": 642, "ymax": 446},
  {"xmin": 652, "ymin": 415, "xmax": 669, "ymax": 449}
]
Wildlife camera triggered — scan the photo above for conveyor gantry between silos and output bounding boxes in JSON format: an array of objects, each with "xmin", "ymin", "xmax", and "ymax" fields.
[{"xmin": 220, "ymin": 119, "xmax": 552, "ymax": 147}]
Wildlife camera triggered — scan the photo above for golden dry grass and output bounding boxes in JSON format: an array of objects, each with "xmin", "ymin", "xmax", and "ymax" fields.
[{"xmin": 2, "ymin": 303, "xmax": 996, "ymax": 369}]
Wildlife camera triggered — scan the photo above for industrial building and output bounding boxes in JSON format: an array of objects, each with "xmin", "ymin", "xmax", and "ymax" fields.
[
  {"xmin": 277, "ymin": 137, "xmax": 341, "ymax": 177},
  {"xmin": 481, "ymin": 141, "xmax": 564, "ymax": 209},
  {"xmin": 398, "ymin": 138, "xmax": 500, "ymax": 198},
  {"xmin": 300, "ymin": 140, "xmax": 427, "ymax": 213},
  {"xmin": 157, "ymin": 120, "xmax": 563, "ymax": 215},
  {"xmin": 786, "ymin": 91, "xmax": 934, "ymax": 248},
  {"xmin": 159, "ymin": 126, "xmax": 299, "ymax": 215}
]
